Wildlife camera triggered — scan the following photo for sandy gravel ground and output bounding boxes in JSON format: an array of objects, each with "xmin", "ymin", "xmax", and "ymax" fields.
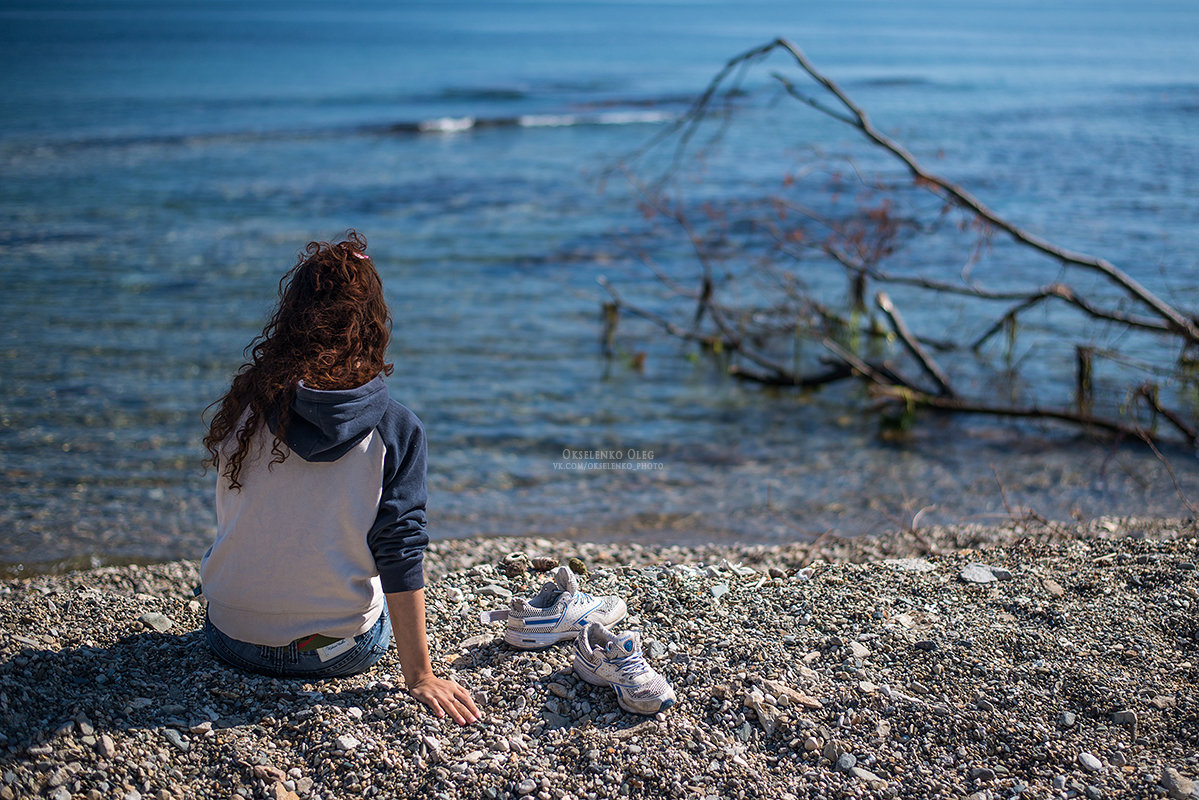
[{"xmin": 1, "ymin": 517, "xmax": 1197, "ymax": 800}]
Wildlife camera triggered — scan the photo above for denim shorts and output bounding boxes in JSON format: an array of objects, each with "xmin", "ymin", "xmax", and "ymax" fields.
[{"xmin": 204, "ymin": 606, "xmax": 392, "ymax": 679}]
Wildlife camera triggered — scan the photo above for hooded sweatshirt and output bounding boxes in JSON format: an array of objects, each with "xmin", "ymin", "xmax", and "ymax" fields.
[{"xmin": 201, "ymin": 377, "xmax": 427, "ymax": 646}]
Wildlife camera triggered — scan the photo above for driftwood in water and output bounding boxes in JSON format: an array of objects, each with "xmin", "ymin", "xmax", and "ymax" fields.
[{"xmin": 602, "ymin": 38, "xmax": 1199, "ymax": 449}]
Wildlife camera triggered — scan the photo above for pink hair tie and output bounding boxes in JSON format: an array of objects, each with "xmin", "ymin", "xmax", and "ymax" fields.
[{"xmin": 352, "ymin": 251, "xmax": 369, "ymax": 260}]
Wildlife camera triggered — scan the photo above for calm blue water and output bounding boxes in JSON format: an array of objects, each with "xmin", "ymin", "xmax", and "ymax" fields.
[{"xmin": 3, "ymin": 0, "xmax": 1199, "ymax": 574}]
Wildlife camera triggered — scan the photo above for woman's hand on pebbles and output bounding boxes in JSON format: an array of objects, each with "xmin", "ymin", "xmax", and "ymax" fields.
[{"xmin": 409, "ymin": 675, "xmax": 481, "ymax": 725}]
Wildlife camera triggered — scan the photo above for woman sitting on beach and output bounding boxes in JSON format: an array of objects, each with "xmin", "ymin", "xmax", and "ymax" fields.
[{"xmin": 199, "ymin": 232, "xmax": 479, "ymax": 725}]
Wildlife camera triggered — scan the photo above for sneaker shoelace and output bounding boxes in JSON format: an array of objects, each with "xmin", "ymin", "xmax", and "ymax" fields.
[{"xmin": 608, "ymin": 651, "xmax": 651, "ymax": 681}]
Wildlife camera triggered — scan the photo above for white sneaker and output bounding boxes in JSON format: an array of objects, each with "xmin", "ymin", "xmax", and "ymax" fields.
[
  {"xmin": 573, "ymin": 622, "xmax": 676, "ymax": 715},
  {"xmin": 502, "ymin": 566, "xmax": 627, "ymax": 649}
]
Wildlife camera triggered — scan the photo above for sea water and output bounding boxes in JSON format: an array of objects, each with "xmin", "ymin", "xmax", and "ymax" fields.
[{"xmin": 2, "ymin": 0, "xmax": 1199, "ymax": 574}]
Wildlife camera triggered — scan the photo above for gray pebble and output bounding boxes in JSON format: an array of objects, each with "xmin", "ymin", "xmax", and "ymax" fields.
[
  {"xmin": 1161, "ymin": 767, "xmax": 1195, "ymax": 800},
  {"xmin": 1111, "ymin": 709, "xmax": 1137, "ymax": 727},
  {"xmin": 478, "ymin": 584, "xmax": 513, "ymax": 600},
  {"xmin": 162, "ymin": 728, "xmax": 189, "ymax": 752},
  {"xmin": 1078, "ymin": 752, "xmax": 1103, "ymax": 773},
  {"xmin": 139, "ymin": 612, "xmax": 173, "ymax": 633},
  {"xmin": 960, "ymin": 564, "xmax": 998, "ymax": 583},
  {"xmin": 836, "ymin": 753, "xmax": 857, "ymax": 771},
  {"xmin": 96, "ymin": 734, "xmax": 116, "ymax": 759}
]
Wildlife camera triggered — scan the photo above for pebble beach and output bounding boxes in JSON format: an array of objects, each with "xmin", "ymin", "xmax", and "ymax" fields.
[{"xmin": 2, "ymin": 518, "xmax": 1197, "ymax": 800}]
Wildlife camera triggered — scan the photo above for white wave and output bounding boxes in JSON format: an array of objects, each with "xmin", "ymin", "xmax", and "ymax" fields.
[
  {"xmin": 517, "ymin": 114, "xmax": 580, "ymax": 128},
  {"xmin": 417, "ymin": 116, "xmax": 476, "ymax": 133},
  {"xmin": 592, "ymin": 111, "xmax": 676, "ymax": 125}
]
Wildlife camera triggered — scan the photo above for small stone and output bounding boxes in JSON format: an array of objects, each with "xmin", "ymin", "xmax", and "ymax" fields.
[
  {"xmin": 822, "ymin": 740, "xmax": 843, "ymax": 762},
  {"xmin": 491, "ymin": 738, "xmax": 510, "ymax": 753},
  {"xmin": 1111, "ymin": 709, "xmax": 1137, "ymax": 727},
  {"xmin": 1150, "ymin": 695, "xmax": 1177, "ymax": 710},
  {"xmin": 518, "ymin": 779, "xmax": 538, "ymax": 795},
  {"xmin": 1110, "ymin": 751, "xmax": 1128, "ymax": 767},
  {"xmin": 710, "ymin": 583, "xmax": 730, "ymax": 600},
  {"xmin": 271, "ymin": 785, "xmax": 299, "ymax": 800},
  {"xmin": 768, "ymin": 566, "xmax": 787, "ymax": 579},
  {"xmin": 162, "ymin": 728, "xmax": 189, "ymax": 752},
  {"xmin": 970, "ymin": 767, "xmax": 996, "ymax": 782},
  {"xmin": 253, "ymin": 765, "xmax": 287, "ymax": 783},
  {"xmin": 960, "ymin": 564, "xmax": 998, "ymax": 584},
  {"xmin": 836, "ymin": 753, "xmax": 857, "ymax": 772},
  {"xmin": 567, "ymin": 557, "xmax": 588, "ymax": 576},
  {"xmin": 335, "ymin": 734, "xmax": 360, "ymax": 751},
  {"xmin": 914, "ymin": 640, "xmax": 939, "ymax": 652},
  {"xmin": 1059, "ymin": 711, "xmax": 1077, "ymax": 728},
  {"xmin": 477, "ymin": 585, "xmax": 513, "ymax": 600},
  {"xmin": 803, "ymin": 737, "xmax": 821, "ymax": 752},
  {"xmin": 97, "ymin": 734, "xmax": 116, "ymax": 759},
  {"xmin": 548, "ymin": 683, "xmax": 570, "ymax": 699},
  {"xmin": 189, "ymin": 721, "xmax": 213, "ymax": 735},
  {"xmin": 1078, "ymin": 752, "xmax": 1103, "ymax": 773},
  {"xmin": 49, "ymin": 789, "xmax": 71, "ymax": 800},
  {"xmin": 1043, "ymin": 579, "xmax": 1066, "ymax": 597},
  {"xmin": 1084, "ymin": 786, "xmax": 1102, "ymax": 800},
  {"xmin": 1161, "ymin": 767, "xmax": 1195, "ymax": 800},
  {"xmin": 850, "ymin": 767, "xmax": 883, "ymax": 786},
  {"xmin": 139, "ymin": 612, "xmax": 173, "ymax": 633},
  {"xmin": 530, "ymin": 557, "xmax": 559, "ymax": 572},
  {"xmin": 849, "ymin": 641, "xmax": 871, "ymax": 659},
  {"xmin": 502, "ymin": 552, "xmax": 529, "ymax": 576}
]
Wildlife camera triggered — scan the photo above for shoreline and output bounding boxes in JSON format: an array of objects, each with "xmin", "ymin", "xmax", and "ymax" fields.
[{"xmin": 1, "ymin": 519, "xmax": 1196, "ymax": 799}]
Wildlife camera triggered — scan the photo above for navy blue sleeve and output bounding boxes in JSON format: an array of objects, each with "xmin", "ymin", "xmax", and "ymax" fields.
[{"xmin": 366, "ymin": 401, "xmax": 429, "ymax": 593}]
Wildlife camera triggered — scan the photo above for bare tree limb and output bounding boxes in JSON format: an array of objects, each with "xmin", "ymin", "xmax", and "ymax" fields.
[
  {"xmin": 875, "ymin": 291, "xmax": 955, "ymax": 397},
  {"xmin": 765, "ymin": 38, "xmax": 1199, "ymax": 343}
]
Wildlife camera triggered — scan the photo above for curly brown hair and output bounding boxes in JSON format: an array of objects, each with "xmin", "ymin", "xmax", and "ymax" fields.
[{"xmin": 204, "ymin": 231, "xmax": 394, "ymax": 490}]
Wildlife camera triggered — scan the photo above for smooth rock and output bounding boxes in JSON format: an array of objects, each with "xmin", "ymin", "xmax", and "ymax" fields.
[
  {"xmin": 836, "ymin": 753, "xmax": 857, "ymax": 772},
  {"xmin": 1112, "ymin": 709, "xmax": 1137, "ymax": 727},
  {"xmin": 162, "ymin": 728, "xmax": 189, "ymax": 752},
  {"xmin": 1043, "ymin": 579, "xmax": 1066, "ymax": 597},
  {"xmin": 139, "ymin": 612, "xmax": 173, "ymax": 633},
  {"xmin": 710, "ymin": 583, "xmax": 730, "ymax": 600},
  {"xmin": 1077, "ymin": 752, "xmax": 1102, "ymax": 773},
  {"xmin": 960, "ymin": 564, "xmax": 999, "ymax": 584},
  {"xmin": 517, "ymin": 779, "xmax": 538, "ymax": 794},
  {"xmin": 335, "ymin": 734, "xmax": 360, "ymax": 751},
  {"xmin": 850, "ymin": 641, "xmax": 871, "ymax": 659},
  {"xmin": 1161, "ymin": 767, "xmax": 1195, "ymax": 800},
  {"xmin": 850, "ymin": 766, "xmax": 883, "ymax": 785},
  {"xmin": 1059, "ymin": 711, "xmax": 1077, "ymax": 728},
  {"xmin": 477, "ymin": 585, "xmax": 513, "ymax": 600},
  {"xmin": 96, "ymin": 734, "xmax": 116, "ymax": 759}
]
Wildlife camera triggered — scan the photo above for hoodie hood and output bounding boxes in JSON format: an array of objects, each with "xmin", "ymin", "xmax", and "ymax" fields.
[{"xmin": 273, "ymin": 376, "xmax": 390, "ymax": 462}]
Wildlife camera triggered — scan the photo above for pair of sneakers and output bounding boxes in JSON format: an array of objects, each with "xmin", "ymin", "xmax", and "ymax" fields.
[{"xmin": 484, "ymin": 566, "xmax": 675, "ymax": 715}]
